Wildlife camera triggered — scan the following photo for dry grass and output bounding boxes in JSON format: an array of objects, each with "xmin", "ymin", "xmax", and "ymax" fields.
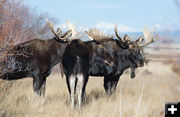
[{"xmin": 0, "ymin": 62, "xmax": 180, "ymax": 117}]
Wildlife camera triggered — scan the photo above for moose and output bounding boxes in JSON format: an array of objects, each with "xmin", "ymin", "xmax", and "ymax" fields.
[
  {"xmin": 61, "ymin": 25, "xmax": 156, "ymax": 109},
  {"xmin": 0, "ymin": 19, "xmax": 76, "ymax": 96}
]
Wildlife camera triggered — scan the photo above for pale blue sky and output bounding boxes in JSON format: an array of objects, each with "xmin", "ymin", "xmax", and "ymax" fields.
[{"xmin": 24, "ymin": 0, "xmax": 180, "ymax": 32}]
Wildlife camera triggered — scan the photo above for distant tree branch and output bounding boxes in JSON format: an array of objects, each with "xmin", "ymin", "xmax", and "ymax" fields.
[{"xmin": 0, "ymin": 0, "xmax": 56, "ymax": 76}]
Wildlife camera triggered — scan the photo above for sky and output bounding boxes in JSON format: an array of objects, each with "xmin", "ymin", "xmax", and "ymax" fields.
[{"xmin": 24, "ymin": 0, "xmax": 180, "ymax": 32}]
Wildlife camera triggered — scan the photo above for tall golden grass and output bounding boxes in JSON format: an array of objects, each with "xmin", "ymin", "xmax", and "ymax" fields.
[{"xmin": 0, "ymin": 62, "xmax": 180, "ymax": 117}]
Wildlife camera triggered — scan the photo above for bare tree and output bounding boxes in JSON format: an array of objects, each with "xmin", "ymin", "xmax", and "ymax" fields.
[{"xmin": 0, "ymin": 0, "xmax": 54, "ymax": 77}]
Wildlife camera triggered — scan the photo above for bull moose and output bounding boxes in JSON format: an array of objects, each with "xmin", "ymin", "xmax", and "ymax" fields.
[
  {"xmin": 61, "ymin": 25, "xmax": 156, "ymax": 109},
  {"xmin": 0, "ymin": 19, "xmax": 75, "ymax": 96}
]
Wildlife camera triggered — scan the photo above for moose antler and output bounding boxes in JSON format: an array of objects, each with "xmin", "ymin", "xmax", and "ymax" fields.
[
  {"xmin": 66, "ymin": 20, "xmax": 84, "ymax": 40},
  {"xmin": 56, "ymin": 27, "xmax": 62, "ymax": 37},
  {"xmin": 139, "ymin": 28, "xmax": 158, "ymax": 47},
  {"xmin": 85, "ymin": 31, "xmax": 94, "ymax": 41},
  {"xmin": 114, "ymin": 24, "xmax": 123, "ymax": 42},
  {"xmin": 135, "ymin": 36, "xmax": 144, "ymax": 44},
  {"xmin": 114, "ymin": 24, "xmax": 130, "ymax": 43},
  {"xmin": 86, "ymin": 28, "xmax": 113, "ymax": 41},
  {"xmin": 45, "ymin": 18, "xmax": 72, "ymax": 41}
]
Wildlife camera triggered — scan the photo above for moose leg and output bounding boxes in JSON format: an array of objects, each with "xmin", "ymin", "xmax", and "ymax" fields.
[
  {"xmin": 104, "ymin": 75, "xmax": 120, "ymax": 95},
  {"xmin": 110, "ymin": 75, "xmax": 120, "ymax": 93},
  {"xmin": 104, "ymin": 76, "xmax": 112, "ymax": 95},
  {"xmin": 68, "ymin": 75, "xmax": 76, "ymax": 109},
  {"xmin": 77, "ymin": 73, "xmax": 84, "ymax": 110},
  {"xmin": 40, "ymin": 78, "xmax": 46, "ymax": 96},
  {"xmin": 66, "ymin": 76, "xmax": 71, "ymax": 95},
  {"xmin": 77, "ymin": 73, "xmax": 88, "ymax": 110},
  {"xmin": 82, "ymin": 75, "xmax": 89, "ymax": 104},
  {"xmin": 33, "ymin": 74, "xmax": 46, "ymax": 96}
]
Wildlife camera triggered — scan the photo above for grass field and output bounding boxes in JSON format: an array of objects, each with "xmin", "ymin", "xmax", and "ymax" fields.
[{"xmin": 0, "ymin": 62, "xmax": 180, "ymax": 117}]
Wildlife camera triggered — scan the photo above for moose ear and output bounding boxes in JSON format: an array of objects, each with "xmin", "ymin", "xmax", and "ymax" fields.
[
  {"xmin": 56, "ymin": 28, "xmax": 62, "ymax": 36},
  {"xmin": 123, "ymin": 34, "xmax": 130, "ymax": 42}
]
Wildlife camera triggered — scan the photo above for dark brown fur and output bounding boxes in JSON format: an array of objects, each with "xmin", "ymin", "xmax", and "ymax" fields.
[
  {"xmin": 1, "ymin": 38, "xmax": 67, "ymax": 96},
  {"xmin": 62, "ymin": 38, "xmax": 144, "ymax": 108}
]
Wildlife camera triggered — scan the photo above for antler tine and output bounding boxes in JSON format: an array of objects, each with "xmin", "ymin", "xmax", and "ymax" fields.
[
  {"xmin": 86, "ymin": 28, "xmax": 113, "ymax": 41},
  {"xmin": 139, "ymin": 27, "xmax": 157, "ymax": 47},
  {"xmin": 114, "ymin": 24, "xmax": 125, "ymax": 44},
  {"xmin": 66, "ymin": 20, "xmax": 84, "ymax": 40},
  {"xmin": 85, "ymin": 31, "xmax": 94, "ymax": 41},
  {"xmin": 45, "ymin": 18, "xmax": 71, "ymax": 41}
]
